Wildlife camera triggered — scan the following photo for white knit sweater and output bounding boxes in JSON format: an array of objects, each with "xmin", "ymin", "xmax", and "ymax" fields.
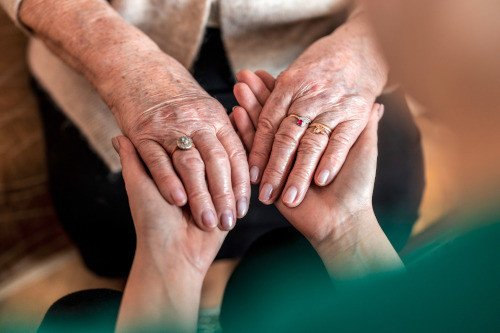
[{"xmin": 1, "ymin": 0, "xmax": 350, "ymax": 171}]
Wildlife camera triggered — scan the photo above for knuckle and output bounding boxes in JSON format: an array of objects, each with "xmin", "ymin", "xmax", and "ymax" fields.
[
  {"xmin": 264, "ymin": 167, "xmax": 284, "ymax": 181},
  {"xmin": 211, "ymin": 191, "xmax": 233, "ymax": 204},
  {"xmin": 142, "ymin": 151, "xmax": 167, "ymax": 169},
  {"xmin": 232, "ymin": 177, "xmax": 249, "ymax": 191},
  {"xmin": 257, "ymin": 117, "xmax": 277, "ymax": 133},
  {"xmin": 331, "ymin": 131, "xmax": 352, "ymax": 148},
  {"xmin": 177, "ymin": 154, "xmax": 205, "ymax": 171},
  {"xmin": 250, "ymin": 148, "xmax": 269, "ymax": 163},
  {"xmin": 298, "ymin": 136, "xmax": 325, "ymax": 154},
  {"xmin": 323, "ymin": 152, "xmax": 344, "ymax": 166},
  {"xmin": 204, "ymin": 147, "xmax": 228, "ymax": 164},
  {"xmin": 156, "ymin": 172, "xmax": 178, "ymax": 186},
  {"xmin": 217, "ymin": 125, "xmax": 236, "ymax": 139},
  {"xmin": 290, "ymin": 167, "xmax": 312, "ymax": 183},
  {"xmin": 274, "ymin": 131, "xmax": 299, "ymax": 147},
  {"xmin": 188, "ymin": 188, "xmax": 210, "ymax": 204},
  {"xmin": 227, "ymin": 146, "xmax": 247, "ymax": 161}
]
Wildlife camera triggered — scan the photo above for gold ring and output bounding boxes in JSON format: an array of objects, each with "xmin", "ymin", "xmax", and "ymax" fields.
[
  {"xmin": 288, "ymin": 114, "xmax": 312, "ymax": 128},
  {"xmin": 309, "ymin": 122, "xmax": 332, "ymax": 136}
]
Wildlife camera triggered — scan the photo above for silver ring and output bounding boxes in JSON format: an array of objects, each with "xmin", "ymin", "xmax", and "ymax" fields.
[{"xmin": 176, "ymin": 136, "xmax": 194, "ymax": 151}]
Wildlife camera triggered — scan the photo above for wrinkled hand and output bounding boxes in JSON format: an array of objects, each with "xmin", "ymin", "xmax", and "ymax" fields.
[
  {"xmin": 233, "ymin": 71, "xmax": 383, "ymax": 246},
  {"xmin": 109, "ymin": 58, "xmax": 250, "ymax": 232},
  {"xmin": 113, "ymin": 136, "xmax": 227, "ymax": 274},
  {"xmin": 247, "ymin": 14, "xmax": 387, "ymax": 208}
]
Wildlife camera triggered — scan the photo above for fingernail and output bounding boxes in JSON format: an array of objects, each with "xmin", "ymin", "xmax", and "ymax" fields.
[
  {"xmin": 221, "ymin": 210, "xmax": 235, "ymax": 230},
  {"xmin": 172, "ymin": 189, "xmax": 187, "ymax": 206},
  {"xmin": 202, "ymin": 210, "xmax": 218, "ymax": 229},
  {"xmin": 283, "ymin": 186, "xmax": 298, "ymax": 205},
  {"xmin": 237, "ymin": 197, "xmax": 248, "ymax": 218},
  {"xmin": 250, "ymin": 166, "xmax": 260, "ymax": 183},
  {"xmin": 317, "ymin": 170, "xmax": 330, "ymax": 186},
  {"xmin": 111, "ymin": 137, "xmax": 120, "ymax": 153},
  {"xmin": 378, "ymin": 104, "xmax": 385, "ymax": 119},
  {"xmin": 259, "ymin": 183, "xmax": 273, "ymax": 203}
]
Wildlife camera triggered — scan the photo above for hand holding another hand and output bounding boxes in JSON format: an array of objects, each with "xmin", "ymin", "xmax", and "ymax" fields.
[
  {"xmin": 246, "ymin": 14, "xmax": 388, "ymax": 208},
  {"xmin": 233, "ymin": 71, "xmax": 400, "ymax": 277},
  {"xmin": 106, "ymin": 55, "xmax": 250, "ymax": 232}
]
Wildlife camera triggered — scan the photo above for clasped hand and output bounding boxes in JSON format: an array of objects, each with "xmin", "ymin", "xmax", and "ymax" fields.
[{"xmin": 114, "ymin": 69, "xmax": 383, "ymax": 274}]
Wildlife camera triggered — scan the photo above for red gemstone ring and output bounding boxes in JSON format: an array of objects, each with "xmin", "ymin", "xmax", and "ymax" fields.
[{"xmin": 288, "ymin": 114, "xmax": 311, "ymax": 128}]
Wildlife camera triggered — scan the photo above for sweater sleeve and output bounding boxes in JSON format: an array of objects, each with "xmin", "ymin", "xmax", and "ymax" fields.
[{"xmin": 0, "ymin": 0, "xmax": 31, "ymax": 34}]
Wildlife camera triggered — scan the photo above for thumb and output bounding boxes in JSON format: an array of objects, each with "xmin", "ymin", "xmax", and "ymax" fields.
[{"xmin": 112, "ymin": 136, "xmax": 161, "ymax": 205}]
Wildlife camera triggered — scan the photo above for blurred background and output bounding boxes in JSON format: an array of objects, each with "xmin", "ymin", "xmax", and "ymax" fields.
[{"xmin": 0, "ymin": 8, "xmax": 460, "ymax": 332}]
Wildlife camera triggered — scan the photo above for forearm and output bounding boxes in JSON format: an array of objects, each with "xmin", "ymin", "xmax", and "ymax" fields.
[
  {"xmin": 18, "ymin": 0, "xmax": 196, "ymax": 114},
  {"xmin": 116, "ymin": 244, "xmax": 204, "ymax": 332},
  {"xmin": 313, "ymin": 209, "xmax": 403, "ymax": 279}
]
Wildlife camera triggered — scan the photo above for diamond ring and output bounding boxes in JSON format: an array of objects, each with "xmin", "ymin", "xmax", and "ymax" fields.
[{"xmin": 175, "ymin": 136, "xmax": 194, "ymax": 151}]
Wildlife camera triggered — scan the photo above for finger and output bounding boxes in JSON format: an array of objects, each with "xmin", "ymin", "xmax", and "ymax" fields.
[
  {"xmin": 281, "ymin": 126, "xmax": 333, "ymax": 207},
  {"xmin": 114, "ymin": 136, "xmax": 160, "ymax": 205},
  {"xmin": 248, "ymin": 87, "xmax": 293, "ymax": 184},
  {"xmin": 192, "ymin": 130, "xmax": 236, "ymax": 231},
  {"xmin": 314, "ymin": 119, "xmax": 366, "ymax": 187},
  {"xmin": 135, "ymin": 139, "xmax": 187, "ymax": 206},
  {"xmin": 235, "ymin": 69, "xmax": 271, "ymax": 106},
  {"xmin": 171, "ymin": 146, "xmax": 218, "ymax": 231},
  {"xmin": 341, "ymin": 104, "xmax": 383, "ymax": 180},
  {"xmin": 217, "ymin": 126, "xmax": 252, "ymax": 219},
  {"xmin": 258, "ymin": 114, "xmax": 312, "ymax": 204},
  {"xmin": 355, "ymin": 103, "xmax": 384, "ymax": 152},
  {"xmin": 233, "ymin": 82, "xmax": 261, "ymax": 127},
  {"xmin": 255, "ymin": 70, "xmax": 276, "ymax": 91},
  {"xmin": 233, "ymin": 106, "xmax": 256, "ymax": 151},
  {"xmin": 229, "ymin": 111, "xmax": 236, "ymax": 129}
]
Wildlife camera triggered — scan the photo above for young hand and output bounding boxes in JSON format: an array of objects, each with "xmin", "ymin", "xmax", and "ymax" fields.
[{"xmin": 113, "ymin": 136, "xmax": 227, "ymax": 276}]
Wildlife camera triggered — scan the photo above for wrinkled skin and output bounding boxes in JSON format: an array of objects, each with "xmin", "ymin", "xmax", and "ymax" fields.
[
  {"xmin": 233, "ymin": 71, "xmax": 382, "ymax": 245},
  {"xmin": 247, "ymin": 13, "xmax": 388, "ymax": 208},
  {"xmin": 109, "ymin": 58, "xmax": 251, "ymax": 232}
]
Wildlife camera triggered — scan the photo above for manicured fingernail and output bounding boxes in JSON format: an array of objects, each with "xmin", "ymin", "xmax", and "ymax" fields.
[
  {"xmin": 202, "ymin": 210, "xmax": 218, "ymax": 229},
  {"xmin": 172, "ymin": 189, "xmax": 187, "ymax": 206},
  {"xmin": 259, "ymin": 183, "xmax": 273, "ymax": 202},
  {"xmin": 237, "ymin": 197, "xmax": 248, "ymax": 218},
  {"xmin": 283, "ymin": 186, "xmax": 298, "ymax": 205},
  {"xmin": 221, "ymin": 210, "xmax": 235, "ymax": 230},
  {"xmin": 250, "ymin": 166, "xmax": 260, "ymax": 183},
  {"xmin": 111, "ymin": 137, "xmax": 120, "ymax": 153},
  {"xmin": 317, "ymin": 170, "xmax": 330, "ymax": 186}
]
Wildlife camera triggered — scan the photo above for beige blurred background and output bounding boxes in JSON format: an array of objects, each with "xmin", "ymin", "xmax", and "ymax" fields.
[{"xmin": 0, "ymin": 9, "xmax": 459, "ymax": 332}]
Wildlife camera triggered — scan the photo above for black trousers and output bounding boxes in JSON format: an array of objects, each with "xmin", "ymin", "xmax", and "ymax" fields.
[{"xmin": 34, "ymin": 29, "xmax": 424, "ymax": 277}]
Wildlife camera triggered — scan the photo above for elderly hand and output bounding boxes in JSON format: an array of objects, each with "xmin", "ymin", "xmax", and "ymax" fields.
[
  {"xmin": 234, "ymin": 73, "xmax": 401, "ymax": 277},
  {"xmin": 247, "ymin": 13, "xmax": 388, "ymax": 208},
  {"xmin": 107, "ymin": 55, "xmax": 250, "ymax": 232},
  {"xmin": 233, "ymin": 72, "xmax": 381, "ymax": 243},
  {"xmin": 18, "ymin": 0, "xmax": 249, "ymax": 232}
]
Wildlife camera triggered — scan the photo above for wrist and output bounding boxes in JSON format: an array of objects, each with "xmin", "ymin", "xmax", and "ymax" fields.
[
  {"xmin": 310, "ymin": 207, "xmax": 375, "ymax": 252},
  {"xmin": 312, "ymin": 208, "xmax": 402, "ymax": 278},
  {"xmin": 136, "ymin": 237, "xmax": 213, "ymax": 280}
]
